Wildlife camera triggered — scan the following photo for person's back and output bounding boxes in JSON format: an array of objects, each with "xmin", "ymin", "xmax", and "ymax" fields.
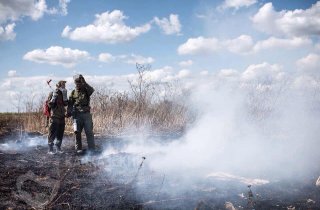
[
  {"xmin": 48, "ymin": 90, "xmax": 67, "ymax": 119},
  {"xmin": 47, "ymin": 80, "xmax": 68, "ymax": 154}
]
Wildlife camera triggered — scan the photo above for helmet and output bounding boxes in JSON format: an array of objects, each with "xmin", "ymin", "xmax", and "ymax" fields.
[
  {"xmin": 56, "ymin": 80, "xmax": 66, "ymax": 88},
  {"xmin": 73, "ymin": 74, "xmax": 83, "ymax": 83}
]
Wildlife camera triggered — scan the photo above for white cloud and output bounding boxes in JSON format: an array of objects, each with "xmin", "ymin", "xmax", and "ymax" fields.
[
  {"xmin": 62, "ymin": 10, "xmax": 151, "ymax": 44},
  {"xmin": 154, "ymin": 14, "xmax": 181, "ymax": 35},
  {"xmin": 0, "ymin": 0, "xmax": 70, "ymax": 41},
  {"xmin": 253, "ymin": 36, "xmax": 311, "ymax": 52},
  {"xmin": 234, "ymin": 35, "xmax": 311, "ymax": 54},
  {"xmin": 8, "ymin": 70, "xmax": 17, "ymax": 77},
  {"xmin": 292, "ymin": 75, "xmax": 319, "ymax": 90},
  {"xmin": 0, "ymin": 0, "xmax": 70, "ymax": 23},
  {"xmin": 179, "ymin": 60, "xmax": 193, "ymax": 67},
  {"xmin": 123, "ymin": 54, "xmax": 154, "ymax": 65},
  {"xmin": 252, "ymin": 2, "xmax": 320, "ymax": 37},
  {"xmin": 224, "ymin": 35, "xmax": 254, "ymax": 54},
  {"xmin": 178, "ymin": 36, "xmax": 221, "ymax": 55},
  {"xmin": 0, "ymin": 23, "xmax": 16, "ymax": 41},
  {"xmin": 220, "ymin": 0, "xmax": 257, "ymax": 10},
  {"xmin": 0, "ymin": 0, "xmax": 46, "ymax": 23},
  {"xmin": 218, "ymin": 69, "xmax": 239, "ymax": 78},
  {"xmin": 241, "ymin": 62, "xmax": 284, "ymax": 82},
  {"xmin": 200, "ymin": 71, "xmax": 209, "ymax": 76},
  {"xmin": 23, "ymin": 46, "xmax": 90, "ymax": 68},
  {"xmin": 177, "ymin": 69, "xmax": 191, "ymax": 78},
  {"xmin": 143, "ymin": 66, "xmax": 174, "ymax": 82},
  {"xmin": 59, "ymin": 0, "xmax": 71, "ymax": 16},
  {"xmin": 98, "ymin": 53, "xmax": 116, "ymax": 63},
  {"xmin": 178, "ymin": 35, "xmax": 310, "ymax": 55},
  {"xmin": 296, "ymin": 53, "xmax": 320, "ymax": 75},
  {"xmin": 98, "ymin": 53, "xmax": 154, "ymax": 65}
]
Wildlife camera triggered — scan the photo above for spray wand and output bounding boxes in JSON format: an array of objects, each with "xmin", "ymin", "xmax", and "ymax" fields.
[{"xmin": 44, "ymin": 79, "xmax": 53, "ymax": 127}]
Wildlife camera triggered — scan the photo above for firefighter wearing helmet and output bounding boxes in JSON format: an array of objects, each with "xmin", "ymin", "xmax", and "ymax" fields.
[{"xmin": 67, "ymin": 74, "xmax": 95, "ymax": 154}]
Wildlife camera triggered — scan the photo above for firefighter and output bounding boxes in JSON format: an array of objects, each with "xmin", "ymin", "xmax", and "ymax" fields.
[
  {"xmin": 47, "ymin": 80, "xmax": 68, "ymax": 154},
  {"xmin": 67, "ymin": 74, "xmax": 95, "ymax": 154}
]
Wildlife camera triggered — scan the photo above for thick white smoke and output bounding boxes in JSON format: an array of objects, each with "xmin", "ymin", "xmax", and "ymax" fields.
[
  {"xmin": 0, "ymin": 135, "xmax": 47, "ymax": 152},
  {"xmin": 99, "ymin": 70, "xmax": 320, "ymax": 187}
]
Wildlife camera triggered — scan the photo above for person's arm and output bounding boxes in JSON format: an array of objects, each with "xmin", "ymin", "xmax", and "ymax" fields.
[
  {"xmin": 84, "ymin": 83, "xmax": 94, "ymax": 96},
  {"xmin": 79, "ymin": 75, "xmax": 94, "ymax": 96}
]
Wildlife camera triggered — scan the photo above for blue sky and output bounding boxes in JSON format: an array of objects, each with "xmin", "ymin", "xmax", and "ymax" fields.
[{"xmin": 0, "ymin": 0, "xmax": 320, "ymax": 111}]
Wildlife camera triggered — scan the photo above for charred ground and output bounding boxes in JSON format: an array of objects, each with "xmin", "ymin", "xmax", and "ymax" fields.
[{"xmin": 1, "ymin": 132, "xmax": 320, "ymax": 210}]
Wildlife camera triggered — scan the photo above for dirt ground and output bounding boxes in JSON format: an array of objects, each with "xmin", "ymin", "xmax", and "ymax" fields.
[{"xmin": 1, "ymin": 132, "xmax": 320, "ymax": 210}]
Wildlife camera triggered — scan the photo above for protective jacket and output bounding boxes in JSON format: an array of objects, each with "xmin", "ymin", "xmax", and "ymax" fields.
[
  {"xmin": 48, "ymin": 90, "xmax": 67, "ymax": 119},
  {"xmin": 68, "ymin": 83, "xmax": 94, "ymax": 113}
]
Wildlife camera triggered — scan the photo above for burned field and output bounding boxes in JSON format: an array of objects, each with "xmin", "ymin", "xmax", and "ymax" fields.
[{"xmin": 1, "ymin": 133, "xmax": 320, "ymax": 210}]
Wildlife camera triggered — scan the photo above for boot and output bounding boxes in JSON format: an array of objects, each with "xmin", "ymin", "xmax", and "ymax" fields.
[
  {"xmin": 48, "ymin": 145, "xmax": 55, "ymax": 155},
  {"xmin": 56, "ymin": 145, "xmax": 64, "ymax": 154}
]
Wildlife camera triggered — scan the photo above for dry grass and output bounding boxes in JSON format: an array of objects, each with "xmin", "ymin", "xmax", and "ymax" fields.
[{"xmin": 3, "ymin": 65, "xmax": 193, "ymax": 137}]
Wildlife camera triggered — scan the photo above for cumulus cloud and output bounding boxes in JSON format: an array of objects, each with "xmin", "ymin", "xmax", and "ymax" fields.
[
  {"xmin": 292, "ymin": 75, "xmax": 319, "ymax": 90},
  {"xmin": 253, "ymin": 37, "xmax": 311, "ymax": 52},
  {"xmin": 0, "ymin": 0, "xmax": 70, "ymax": 41},
  {"xmin": 0, "ymin": 23, "xmax": 16, "ymax": 41},
  {"xmin": 7, "ymin": 70, "xmax": 17, "ymax": 77},
  {"xmin": 98, "ymin": 53, "xmax": 154, "ymax": 65},
  {"xmin": 296, "ymin": 53, "xmax": 320, "ymax": 75},
  {"xmin": 177, "ymin": 69, "xmax": 191, "ymax": 78},
  {"xmin": 224, "ymin": 35, "xmax": 254, "ymax": 54},
  {"xmin": 178, "ymin": 37, "xmax": 220, "ymax": 55},
  {"xmin": 142, "ymin": 66, "xmax": 174, "ymax": 82},
  {"xmin": 220, "ymin": 0, "xmax": 257, "ymax": 10},
  {"xmin": 178, "ymin": 35, "xmax": 311, "ymax": 55},
  {"xmin": 0, "ymin": 0, "xmax": 70, "ymax": 23},
  {"xmin": 218, "ymin": 69, "xmax": 239, "ymax": 78},
  {"xmin": 62, "ymin": 10, "xmax": 151, "ymax": 44},
  {"xmin": 154, "ymin": 14, "xmax": 181, "ymax": 35},
  {"xmin": 59, "ymin": 0, "xmax": 71, "ymax": 16},
  {"xmin": 179, "ymin": 60, "xmax": 193, "ymax": 67},
  {"xmin": 241, "ymin": 62, "xmax": 285, "ymax": 83},
  {"xmin": 0, "ymin": 0, "xmax": 46, "ymax": 23},
  {"xmin": 23, "ymin": 46, "xmax": 90, "ymax": 68},
  {"xmin": 98, "ymin": 53, "xmax": 116, "ymax": 63},
  {"xmin": 252, "ymin": 2, "xmax": 320, "ymax": 37},
  {"xmin": 200, "ymin": 71, "xmax": 209, "ymax": 76},
  {"xmin": 122, "ymin": 54, "xmax": 154, "ymax": 65}
]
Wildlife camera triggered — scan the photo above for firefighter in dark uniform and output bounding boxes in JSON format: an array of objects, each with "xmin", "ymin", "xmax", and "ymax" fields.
[
  {"xmin": 47, "ymin": 80, "xmax": 68, "ymax": 154},
  {"xmin": 67, "ymin": 74, "xmax": 95, "ymax": 154}
]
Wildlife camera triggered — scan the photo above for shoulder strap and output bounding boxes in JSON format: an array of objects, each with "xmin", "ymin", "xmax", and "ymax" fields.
[{"xmin": 47, "ymin": 91, "xmax": 53, "ymax": 101}]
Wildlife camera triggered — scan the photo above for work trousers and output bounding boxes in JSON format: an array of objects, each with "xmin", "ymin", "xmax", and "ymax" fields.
[
  {"xmin": 74, "ymin": 112, "xmax": 95, "ymax": 151},
  {"xmin": 48, "ymin": 117, "xmax": 65, "ymax": 148}
]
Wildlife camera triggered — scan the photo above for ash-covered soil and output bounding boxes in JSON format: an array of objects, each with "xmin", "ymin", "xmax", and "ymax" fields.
[{"xmin": 1, "ymin": 133, "xmax": 320, "ymax": 210}]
